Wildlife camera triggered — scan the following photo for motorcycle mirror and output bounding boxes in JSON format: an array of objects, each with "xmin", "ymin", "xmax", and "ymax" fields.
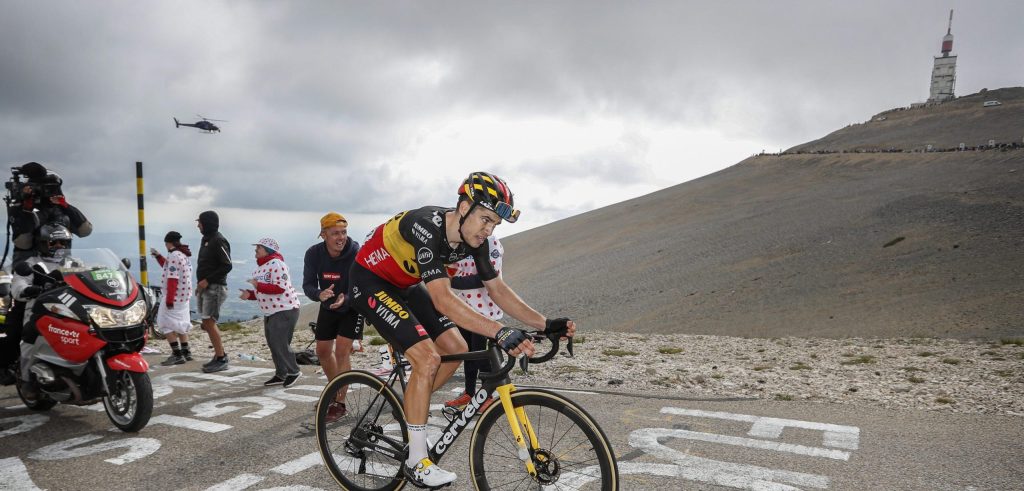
[
  {"xmin": 13, "ymin": 261, "xmax": 32, "ymax": 276},
  {"xmin": 121, "ymin": 257, "xmax": 131, "ymax": 269}
]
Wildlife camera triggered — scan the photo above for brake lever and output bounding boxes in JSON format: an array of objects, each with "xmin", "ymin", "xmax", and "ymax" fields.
[{"xmin": 519, "ymin": 355, "xmax": 530, "ymax": 373}]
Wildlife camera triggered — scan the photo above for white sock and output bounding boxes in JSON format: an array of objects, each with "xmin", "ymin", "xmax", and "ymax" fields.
[{"xmin": 406, "ymin": 424, "xmax": 428, "ymax": 467}]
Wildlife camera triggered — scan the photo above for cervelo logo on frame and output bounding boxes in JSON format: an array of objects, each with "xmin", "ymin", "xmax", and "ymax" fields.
[{"xmin": 435, "ymin": 389, "xmax": 489, "ymax": 454}]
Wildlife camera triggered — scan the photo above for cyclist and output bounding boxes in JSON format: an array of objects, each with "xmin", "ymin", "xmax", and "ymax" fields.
[{"xmin": 348, "ymin": 171, "xmax": 575, "ymax": 488}]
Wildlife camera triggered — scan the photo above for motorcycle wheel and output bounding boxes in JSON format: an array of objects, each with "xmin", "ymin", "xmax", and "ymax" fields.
[
  {"xmin": 103, "ymin": 370, "xmax": 153, "ymax": 432},
  {"xmin": 16, "ymin": 378, "xmax": 57, "ymax": 411}
]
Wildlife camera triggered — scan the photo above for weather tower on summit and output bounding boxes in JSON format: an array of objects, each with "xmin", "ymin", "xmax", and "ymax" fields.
[{"xmin": 927, "ymin": 9, "xmax": 956, "ymax": 103}]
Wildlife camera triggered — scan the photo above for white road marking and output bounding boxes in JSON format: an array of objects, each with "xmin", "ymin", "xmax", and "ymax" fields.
[
  {"xmin": 259, "ymin": 487, "xmax": 326, "ymax": 491},
  {"xmin": 269, "ymin": 451, "xmax": 322, "ymax": 475},
  {"xmin": 0, "ymin": 457, "xmax": 43, "ymax": 490},
  {"xmin": 0, "ymin": 415, "xmax": 49, "ymax": 438},
  {"xmin": 204, "ymin": 473, "xmax": 264, "ymax": 491},
  {"xmin": 631, "ymin": 428, "xmax": 830, "ymax": 490},
  {"xmin": 263, "ymin": 384, "xmax": 322, "ymax": 402},
  {"xmin": 662, "ymin": 407, "xmax": 860, "ymax": 450},
  {"xmin": 191, "ymin": 397, "xmax": 287, "ymax": 419},
  {"xmin": 28, "ymin": 434, "xmax": 161, "ymax": 465},
  {"xmin": 149, "ymin": 414, "xmax": 233, "ymax": 432},
  {"xmin": 642, "ymin": 427, "xmax": 850, "ymax": 460},
  {"xmin": 152, "ymin": 367, "xmax": 275, "ymax": 388}
]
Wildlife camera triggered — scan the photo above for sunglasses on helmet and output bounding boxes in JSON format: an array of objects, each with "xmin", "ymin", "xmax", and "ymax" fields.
[{"xmin": 493, "ymin": 201, "xmax": 520, "ymax": 223}]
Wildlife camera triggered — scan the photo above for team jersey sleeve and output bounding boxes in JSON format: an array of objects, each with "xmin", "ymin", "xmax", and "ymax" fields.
[{"xmin": 471, "ymin": 241, "xmax": 499, "ymax": 282}]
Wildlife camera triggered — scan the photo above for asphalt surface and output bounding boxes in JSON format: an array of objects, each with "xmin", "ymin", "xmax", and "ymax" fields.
[{"xmin": 2, "ymin": 359, "xmax": 1022, "ymax": 490}]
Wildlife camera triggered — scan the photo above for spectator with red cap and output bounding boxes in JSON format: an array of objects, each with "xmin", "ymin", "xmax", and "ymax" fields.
[
  {"xmin": 150, "ymin": 231, "xmax": 194, "ymax": 366},
  {"xmin": 239, "ymin": 237, "xmax": 303, "ymax": 387}
]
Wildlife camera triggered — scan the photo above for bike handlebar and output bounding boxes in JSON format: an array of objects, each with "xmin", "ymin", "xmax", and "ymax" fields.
[{"xmin": 481, "ymin": 326, "xmax": 575, "ymax": 381}]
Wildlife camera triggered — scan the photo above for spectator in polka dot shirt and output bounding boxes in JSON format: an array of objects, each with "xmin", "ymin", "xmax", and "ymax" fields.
[
  {"xmin": 150, "ymin": 231, "xmax": 194, "ymax": 366},
  {"xmin": 443, "ymin": 235, "xmax": 503, "ymax": 410},
  {"xmin": 239, "ymin": 237, "xmax": 303, "ymax": 387}
]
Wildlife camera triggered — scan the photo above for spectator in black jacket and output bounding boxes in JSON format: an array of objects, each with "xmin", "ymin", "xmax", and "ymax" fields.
[
  {"xmin": 302, "ymin": 212, "xmax": 361, "ymax": 421},
  {"xmin": 195, "ymin": 210, "xmax": 232, "ymax": 373}
]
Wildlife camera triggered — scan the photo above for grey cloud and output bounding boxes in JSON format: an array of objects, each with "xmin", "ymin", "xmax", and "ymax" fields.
[{"xmin": 2, "ymin": 0, "xmax": 1022, "ymax": 222}]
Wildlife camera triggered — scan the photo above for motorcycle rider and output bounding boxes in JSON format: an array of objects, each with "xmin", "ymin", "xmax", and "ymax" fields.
[
  {"xmin": 2, "ymin": 161, "xmax": 91, "ymax": 385},
  {"xmin": 11, "ymin": 222, "xmax": 74, "ymax": 398}
]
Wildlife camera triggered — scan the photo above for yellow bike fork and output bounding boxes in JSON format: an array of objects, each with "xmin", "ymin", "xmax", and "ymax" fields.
[{"xmin": 495, "ymin": 384, "xmax": 542, "ymax": 477}]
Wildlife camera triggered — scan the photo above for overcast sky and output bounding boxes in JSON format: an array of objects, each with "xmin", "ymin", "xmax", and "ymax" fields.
[{"xmin": 2, "ymin": 0, "xmax": 1022, "ymax": 257}]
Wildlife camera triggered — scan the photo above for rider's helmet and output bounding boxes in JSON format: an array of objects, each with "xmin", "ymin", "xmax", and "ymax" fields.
[
  {"xmin": 37, "ymin": 222, "xmax": 73, "ymax": 259},
  {"xmin": 457, "ymin": 171, "xmax": 520, "ymax": 223}
]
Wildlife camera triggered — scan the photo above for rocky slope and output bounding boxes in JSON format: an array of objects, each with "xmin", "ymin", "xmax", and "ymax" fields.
[
  {"xmin": 498, "ymin": 94, "xmax": 1024, "ymax": 339},
  {"xmin": 196, "ymin": 321, "xmax": 1024, "ymax": 417}
]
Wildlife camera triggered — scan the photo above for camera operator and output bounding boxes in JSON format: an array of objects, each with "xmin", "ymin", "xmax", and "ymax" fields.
[
  {"xmin": 7, "ymin": 162, "xmax": 92, "ymax": 262},
  {"xmin": 1, "ymin": 162, "xmax": 91, "ymax": 385}
]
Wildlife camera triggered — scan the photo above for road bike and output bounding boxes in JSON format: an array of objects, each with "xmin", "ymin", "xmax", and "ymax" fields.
[{"xmin": 315, "ymin": 328, "xmax": 618, "ymax": 490}]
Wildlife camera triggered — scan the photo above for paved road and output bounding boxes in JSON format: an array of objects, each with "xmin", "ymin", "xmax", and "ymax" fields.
[{"xmin": 2, "ymin": 360, "xmax": 1022, "ymax": 490}]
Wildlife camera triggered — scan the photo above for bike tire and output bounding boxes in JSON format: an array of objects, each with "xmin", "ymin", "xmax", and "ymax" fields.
[
  {"xmin": 104, "ymin": 370, "xmax": 153, "ymax": 433},
  {"xmin": 316, "ymin": 370, "xmax": 409, "ymax": 491},
  {"xmin": 469, "ymin": 389, "xmax": 619, "ymax": 491}
]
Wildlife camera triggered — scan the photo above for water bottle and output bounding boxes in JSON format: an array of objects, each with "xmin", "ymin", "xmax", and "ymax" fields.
[
  {"xmin": 238, "ymin": 353, "xmax": 262, "ymax": 362},
  {"xmin": 379, "ymin": 346, "xmax": 393, "ymax": 370}
]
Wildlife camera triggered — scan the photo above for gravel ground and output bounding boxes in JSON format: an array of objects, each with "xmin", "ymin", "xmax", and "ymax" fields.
[{"xmin": 174, "ymin": 320, "xmax": 1024, "ymax": 417}]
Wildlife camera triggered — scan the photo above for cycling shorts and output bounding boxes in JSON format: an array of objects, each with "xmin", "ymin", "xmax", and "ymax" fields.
[
  {"xmin": 348, "ymin": 263, "xmax": 457, "ymax": 351},
  {"xmin": 314, "ymin": 308, "xmax": 363, "ymax": 341}
]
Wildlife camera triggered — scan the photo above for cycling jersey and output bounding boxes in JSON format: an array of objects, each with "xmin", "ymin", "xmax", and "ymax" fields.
[
  {"xmin": 355, "ymin": 206, "xmax": 498, "ymax": 289},
  {"xmin": 350, "ymin": 206, "xmax": 497, "ymax": 350}
]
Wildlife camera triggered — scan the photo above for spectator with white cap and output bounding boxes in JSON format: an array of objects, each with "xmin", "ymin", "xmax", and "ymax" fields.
[{"xmin": 239, "ymin": 237, "xmax": 303, "ymax": 387}]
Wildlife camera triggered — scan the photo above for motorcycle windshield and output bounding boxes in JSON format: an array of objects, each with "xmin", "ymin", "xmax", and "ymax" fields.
[{"xmin": 53, "ymin": 248, "xmax": 136, "ymax": 304}]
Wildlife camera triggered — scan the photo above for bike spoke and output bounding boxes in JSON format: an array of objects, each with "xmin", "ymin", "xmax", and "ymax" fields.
[{"xmin": 472, "ymin": 391, "xmax": 617, "ymax": 490}]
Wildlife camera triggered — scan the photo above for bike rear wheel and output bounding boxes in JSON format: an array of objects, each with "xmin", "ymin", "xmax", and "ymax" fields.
[
  {"xmin": 316, "ymin": 370, "xmax": 408, "ymax": 491},
  {"xmin": 469, "ymin": 389, "xmax": 619, "ymax": 490}
]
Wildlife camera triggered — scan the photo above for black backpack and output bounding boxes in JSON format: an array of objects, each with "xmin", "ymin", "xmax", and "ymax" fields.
[{"xmin": 295, "ymin": 348, "xmax": 319, "ymax": 366}]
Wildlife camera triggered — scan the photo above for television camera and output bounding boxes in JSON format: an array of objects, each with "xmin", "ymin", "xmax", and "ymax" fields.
[{"xmin": 3, "ymin": 164, "xmax": 64, "ymax": 209}]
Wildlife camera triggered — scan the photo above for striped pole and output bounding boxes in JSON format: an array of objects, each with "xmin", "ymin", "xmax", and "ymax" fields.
[{"xmin": 136, "ymin": 161, "xmax": 148, "ymax": 287}]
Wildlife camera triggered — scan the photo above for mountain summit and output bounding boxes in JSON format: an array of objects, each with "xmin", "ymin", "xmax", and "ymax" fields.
[{"xmin": 502, "ymin": 88, "xmax": 1023, "ymax": 339}]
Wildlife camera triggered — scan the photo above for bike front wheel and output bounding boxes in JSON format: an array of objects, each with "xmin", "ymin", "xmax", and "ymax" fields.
[
  {"xmin": 316, "ymin": 370, "xmax": 408, "ymax": 491},
  {"xmin": 469, "ymin": 388, "xmax": 619, "ymax": 491}
]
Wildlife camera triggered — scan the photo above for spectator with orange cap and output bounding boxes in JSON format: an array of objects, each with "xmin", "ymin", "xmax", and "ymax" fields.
[{"xmin": 302, "ymin": 212, "xmax": 362, "ymax": 421}]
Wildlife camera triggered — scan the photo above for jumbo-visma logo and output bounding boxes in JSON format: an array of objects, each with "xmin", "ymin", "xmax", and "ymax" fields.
[{"xmin": 373, "ymin": 291, "xmax": 409, "ymax": 319}]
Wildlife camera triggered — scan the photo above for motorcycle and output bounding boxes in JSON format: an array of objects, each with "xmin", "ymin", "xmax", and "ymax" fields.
[{"xmin": 14, "ymin": 248, "xmax": 155, "ymax": 432}]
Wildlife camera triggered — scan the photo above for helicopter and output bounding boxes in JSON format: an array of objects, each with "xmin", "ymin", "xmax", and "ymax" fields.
[{"xmin": 173, "ymin": 115, "xmax": 226, "ymax": 133}]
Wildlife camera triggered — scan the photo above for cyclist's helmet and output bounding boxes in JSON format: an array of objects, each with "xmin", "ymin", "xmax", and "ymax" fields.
[
  {"xmin": 37, "ymin": 222, "xmax": 72, "ymax": 259},
  {"xmin": 457, "ymin": 171, "xmax": 520, "ymax": 223}
]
